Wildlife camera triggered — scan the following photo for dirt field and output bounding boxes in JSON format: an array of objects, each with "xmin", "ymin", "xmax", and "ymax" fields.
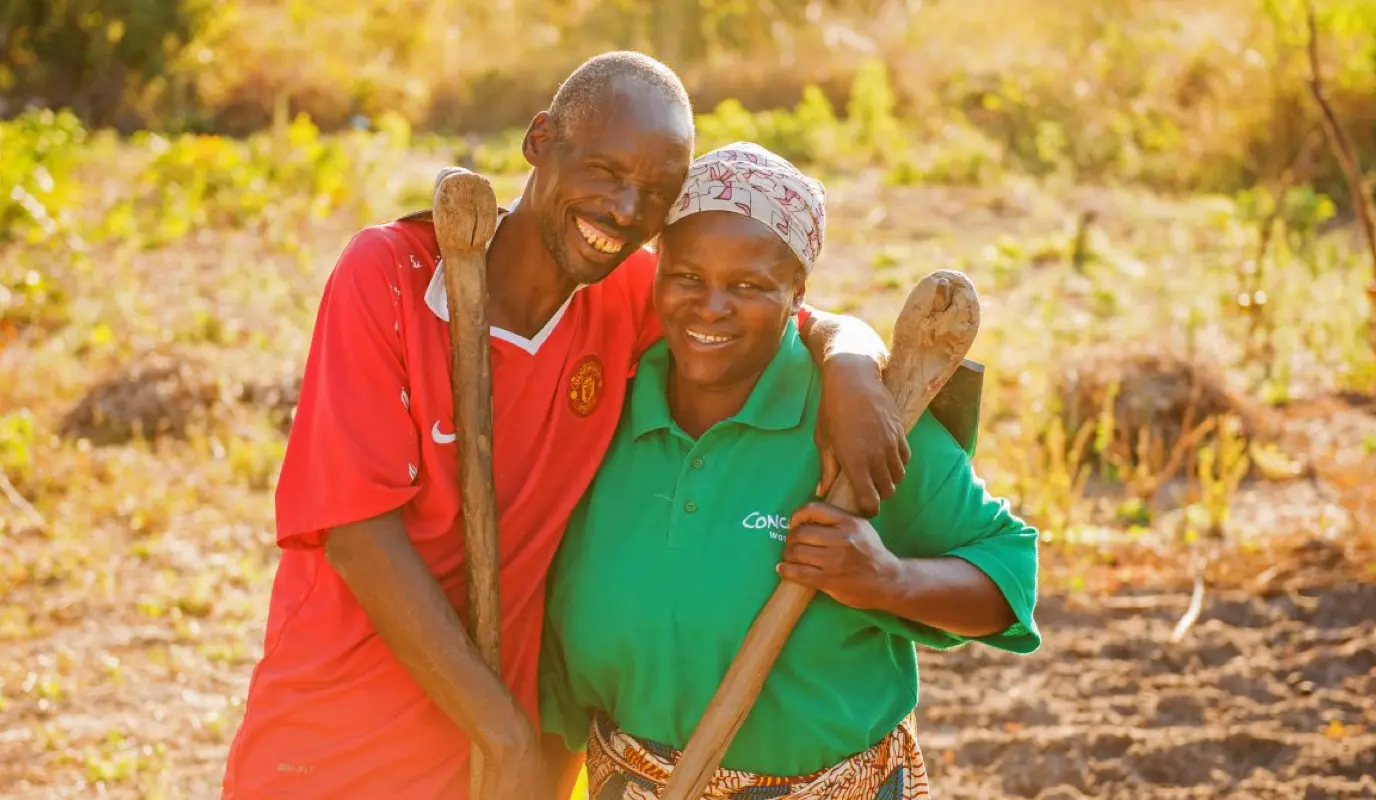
[
  {"xmin": 919, "ymin": 580, "xmax": 1376, "ymax": 799},
  {"xmin": 3, "ymin": 166, "xmax": 1375, "ymax": 798}
]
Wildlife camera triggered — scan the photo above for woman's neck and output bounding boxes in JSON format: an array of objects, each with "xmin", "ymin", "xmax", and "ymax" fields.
[{"xmin": 667, "ymin": 365, "xmax": 764, "ymax": 439}]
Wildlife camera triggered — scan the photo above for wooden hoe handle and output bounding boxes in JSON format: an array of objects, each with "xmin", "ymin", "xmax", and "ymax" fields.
[
  {"xmin": 433, "ymin": 171, "xmax": 502, "ymax": 797},
  {"xmin": 659, "ymin": 270, "xmax": 982, "ymax": 800}
]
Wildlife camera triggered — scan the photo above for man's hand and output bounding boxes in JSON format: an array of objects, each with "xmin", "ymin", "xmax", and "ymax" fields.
[
  {"xmin": 777, "ymin": 501, "xmax": 903, "ymax": 610},
  {"xmin": 815, "ymin": 353, "xmax": 910, "ymax": 517},
  {"xmin": 323, "ymin": 512, "xmax": 549, "ymax": 796},
  {"xmin": 479, "ymin": 723, "xmax": 556, "ymax": 800},
  {"xmin": 795, "ymin": 307, "xmax": 909, "ymax": 516}
]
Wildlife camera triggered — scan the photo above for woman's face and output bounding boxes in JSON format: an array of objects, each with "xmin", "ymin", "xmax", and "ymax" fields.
[{"xmin": 654, "ymin": 211, "xmax": 806, "ymax": 392}]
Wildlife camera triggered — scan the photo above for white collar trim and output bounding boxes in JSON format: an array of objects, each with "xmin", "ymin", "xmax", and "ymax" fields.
[{"xmin": 422, "ymin": 204, "xmax": 584, "ymax": 356}]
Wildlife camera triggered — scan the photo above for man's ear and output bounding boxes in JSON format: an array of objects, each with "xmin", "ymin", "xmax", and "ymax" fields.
[{"xmin": 523, "ymin": 111, "xmax": 556, "ymax": 167}]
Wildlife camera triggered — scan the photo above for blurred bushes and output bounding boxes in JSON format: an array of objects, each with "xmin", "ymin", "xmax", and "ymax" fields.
[
  {"xmin": 0, "ymin": 108, "xmax": 88, "ymax": 244},
  {"xmin": 1, "ymin": 103, "xmax": 425, "ymax": 231},
  {"xmin": 130, "ymin": 115, "xmax": 356, "ymax": 242},
  {"xmin": 0, "ymin": 0, "xmax": 220, "ymax": 127},
  {"xmin": 0, "ymin": 105, "xmax": 418, "ymax": 342},
  {"xmin": 1, "ymin": 0, "xmax": 1375, "ymax": 197}
]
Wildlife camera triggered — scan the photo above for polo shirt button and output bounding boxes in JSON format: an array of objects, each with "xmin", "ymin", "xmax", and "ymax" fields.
[
  {"xmin": 684, "ymin": 501, "xmax": 698, "ymax": 513},
  {"xmin": 691, "ymin": 458, "xmax": 704, "ymax": 469}
]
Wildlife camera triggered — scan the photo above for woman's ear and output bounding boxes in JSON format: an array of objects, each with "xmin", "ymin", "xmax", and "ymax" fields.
[
  {"xmin": 782, "ymin": 253, "xmax": 808, "ymax": 316},
  {"xmin": 789, "ymin": 258, "xmax": 809, "ymax": 315}
]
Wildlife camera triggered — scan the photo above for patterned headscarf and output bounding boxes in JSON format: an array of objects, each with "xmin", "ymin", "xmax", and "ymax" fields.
[{"xmin": 665, "ymin": 142, "xmax": 826, "ymax": 273}]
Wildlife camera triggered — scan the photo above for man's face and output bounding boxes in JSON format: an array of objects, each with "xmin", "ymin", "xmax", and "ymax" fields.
[{"xmin": 524, "ymin": 80, "xmax": 693, "ymax": 285}]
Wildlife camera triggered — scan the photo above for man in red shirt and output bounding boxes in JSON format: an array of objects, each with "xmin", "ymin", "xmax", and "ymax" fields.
[{"xmin": 222, "ymin": 52, "xmax": 910, "ymax": 800}]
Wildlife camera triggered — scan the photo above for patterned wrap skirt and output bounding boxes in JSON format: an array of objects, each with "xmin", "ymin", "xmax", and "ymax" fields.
[{"xmin": 583, "ymin": 711, "xmax": 932, "ymax": 799}]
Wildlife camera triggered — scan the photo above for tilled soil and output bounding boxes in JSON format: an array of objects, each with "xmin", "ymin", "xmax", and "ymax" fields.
[{"xmin": 914, "ymin": 583, "xmax": 1376, "ymax": 799}]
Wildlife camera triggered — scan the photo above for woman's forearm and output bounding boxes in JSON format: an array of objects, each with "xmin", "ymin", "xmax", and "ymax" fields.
[{"xmin": 871, "ymin": 556, "xmax": 1017, "ymax": 638}]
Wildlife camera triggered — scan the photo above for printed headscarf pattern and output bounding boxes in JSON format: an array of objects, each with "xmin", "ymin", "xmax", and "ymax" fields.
[{"xmin": 665, "ymin": 142, "xmax": 826, "ymax": 273}]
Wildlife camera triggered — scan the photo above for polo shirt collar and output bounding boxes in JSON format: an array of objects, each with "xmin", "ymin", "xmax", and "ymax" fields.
[{"xmin": 630, "ymin": 318, "xmax": 814, "ymax": 440}]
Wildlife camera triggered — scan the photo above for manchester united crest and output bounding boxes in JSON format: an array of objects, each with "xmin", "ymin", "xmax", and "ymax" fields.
[{"xmin": 567, "ymin": 354, "xmax": 604, "ymax": 418}]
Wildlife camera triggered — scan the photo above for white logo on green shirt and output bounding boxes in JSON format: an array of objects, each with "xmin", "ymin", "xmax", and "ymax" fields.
[{"xmin": 742, "ymin": 511, "xmax": 789, "ymax": 542}]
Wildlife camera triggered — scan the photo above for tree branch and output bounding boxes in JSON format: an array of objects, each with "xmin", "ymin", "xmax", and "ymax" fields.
[
  {"xmin": 1305, "ymin": 3, "xmax": 1376, "ymax": 268},
  {"xmin": 1, "ymin": 469, "xmax": 46, "ymax": 533},
  {"xmin": 1305, "ymin": 1, "xmax": 1376, "ymax": 368}
]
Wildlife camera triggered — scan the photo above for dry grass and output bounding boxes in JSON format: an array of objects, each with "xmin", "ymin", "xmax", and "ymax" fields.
[{"xmin": 11, "ymin": 0, "xmax": 1374, "ymax": 196}]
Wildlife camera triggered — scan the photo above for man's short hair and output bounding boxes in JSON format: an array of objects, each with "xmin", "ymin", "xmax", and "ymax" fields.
[{"xmin": 548, "ymin": 51, "xmax": 693, "ymax": 142}]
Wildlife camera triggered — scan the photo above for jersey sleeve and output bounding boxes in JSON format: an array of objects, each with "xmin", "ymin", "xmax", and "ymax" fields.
[
  {"xmin": 864, "ymin": 413, "xmax": 1041, "ymax": 654},
  {"xmin": 273, "ymin": 228, "xmax": 422, "ymax": 549}
]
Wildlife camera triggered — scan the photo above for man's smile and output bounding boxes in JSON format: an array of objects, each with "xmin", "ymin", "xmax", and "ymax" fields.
[{"xmin": 575, "ymin": 216, "xmax": 625, "ymax": 255}]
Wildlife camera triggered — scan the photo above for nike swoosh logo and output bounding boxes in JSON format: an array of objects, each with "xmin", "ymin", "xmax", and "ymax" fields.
[{"xmin": 432, "ymin": 421, "xmax": 457, "ymax": 445}]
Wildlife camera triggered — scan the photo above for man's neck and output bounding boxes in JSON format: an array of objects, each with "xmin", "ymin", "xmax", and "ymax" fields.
[{"xmin": 483, "ymin": 208, "xmax": 579, "ymax": 339}]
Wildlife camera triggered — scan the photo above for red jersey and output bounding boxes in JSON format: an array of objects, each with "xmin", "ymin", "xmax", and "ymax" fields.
[{"xmin": 222, "ymin": 214, "xmax": 663, "ymax": 798}]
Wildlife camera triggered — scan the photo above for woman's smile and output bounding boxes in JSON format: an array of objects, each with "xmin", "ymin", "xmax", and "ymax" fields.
[{"xmin": 683, "ymin": 328, "xmax": 738, "ymax": 347}]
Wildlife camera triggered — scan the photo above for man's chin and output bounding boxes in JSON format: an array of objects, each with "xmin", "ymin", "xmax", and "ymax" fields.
[{"xmin": 562, "ymin": 251, "xmax": 630, "ymax": 285}]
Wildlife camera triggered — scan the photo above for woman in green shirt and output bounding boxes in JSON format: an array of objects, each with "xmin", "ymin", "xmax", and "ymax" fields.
[{"xmin": 540, "ymin": 143, "xmax": 1041, "ymax": 799}]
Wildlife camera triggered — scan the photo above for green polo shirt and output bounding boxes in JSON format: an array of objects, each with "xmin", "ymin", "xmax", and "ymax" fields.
[{"xmin": 539, "ymin": 320, "xmax": 1040, "ymax": 776}]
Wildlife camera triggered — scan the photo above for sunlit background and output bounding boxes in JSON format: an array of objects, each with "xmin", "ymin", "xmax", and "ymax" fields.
[{"xmin": 2, "ymin": 1, "xmax": 1376, "ymax": 797}]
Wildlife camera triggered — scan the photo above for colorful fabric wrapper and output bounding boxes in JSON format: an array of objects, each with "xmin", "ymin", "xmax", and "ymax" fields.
[
  {"xmin": 583, "ymin": 711, "xmax": 931, "ymax": 800},
  {"xmin": 665, "ymin": 141, "xmax": 827, "ymax": 274}
]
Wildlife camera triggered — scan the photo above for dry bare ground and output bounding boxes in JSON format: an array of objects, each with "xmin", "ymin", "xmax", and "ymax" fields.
[
  {"xmin": 918, "ymin": 555, "xmax": 1376, "ymax": 799},
  {"xmin": 3, "ymin": 165, "xmax": 1375, "ymax": 798}
]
